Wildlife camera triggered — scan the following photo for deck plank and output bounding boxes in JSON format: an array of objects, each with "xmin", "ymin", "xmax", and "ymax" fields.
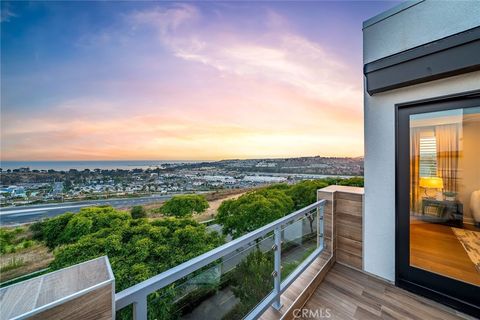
[{"xmin": 302, "ymin": 264, "xmax": 472, "ymax": 320}]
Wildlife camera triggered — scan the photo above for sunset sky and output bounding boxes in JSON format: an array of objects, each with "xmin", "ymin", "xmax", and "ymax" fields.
[{"xmin": 1, "ymin": 1, "xmax": 399, "ymax": 161}]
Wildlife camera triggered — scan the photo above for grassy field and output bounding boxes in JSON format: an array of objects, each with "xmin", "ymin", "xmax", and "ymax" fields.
[
  {"xmin": 0, "ymin": 227, "xmax": 54, "ymax": 283},
  {"xmin": 0, "ymin": 245, "xmax": 53, "ymax": 283},
  {"xmin": 194, "ymin": 191, "xmax": 247, "ymax": 222}
]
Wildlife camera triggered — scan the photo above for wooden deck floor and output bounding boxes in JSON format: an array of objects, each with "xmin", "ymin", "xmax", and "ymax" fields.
[
  {"xmin": 259, "ymin": 253, "xmax": 333, "ymax": 320},
  {"xmin": 302, "ymin": 263, "xmax": 473, "ymax": 320}
]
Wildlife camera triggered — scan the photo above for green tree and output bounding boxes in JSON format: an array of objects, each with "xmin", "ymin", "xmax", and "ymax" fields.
[
  {"xmin": 33, "ymin": 213, "xmax": 74, "ymax": 248},
  {"xmin": 59, "ymin": 215, "xmax": 93, "ymax": 244},
  {"xmin": 160, "ymin": 194, "xmax": 209, "ymax": 217},
  {"xmin": 223, "ymin": 250, "xmax": 274, "ymax": 320},
  {"xmin": 338, "ymin": 176, "xmax": 364, "ymax": 187},
  {"xmin": 217, "ymin": 189, "xmax": 294, "ymax": 238},
  {"xmin": 30, "ymin": 207, "xmax": 130, "ymax": 249},
  {"xmin": 286, "ymin": 180, "xmax": 329, "ymax": 233},
  {"xmin": 45, "ymin": 209, "xmax": 224, "ymax": 320},
  {"xmin": 286, "ymin": 180, "xmax": 329, "ymax": 210},
  {"xmin": 130, "ymin": 205, "xmax": 147, "ymax": 219},
  {"xmin": 216, "ymin": 178, "xmax": 363, "ymax": 238}
]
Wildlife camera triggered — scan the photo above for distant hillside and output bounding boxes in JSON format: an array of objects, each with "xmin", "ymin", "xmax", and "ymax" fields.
[{"xmin": 178, "ymin": 156, "xmax": 364, "ymax": 176}]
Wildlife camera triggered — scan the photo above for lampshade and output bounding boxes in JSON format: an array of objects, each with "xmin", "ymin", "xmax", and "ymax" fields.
[{"xmin": 419, "ymin": 177, "xmax": 444, "ymax": 189}]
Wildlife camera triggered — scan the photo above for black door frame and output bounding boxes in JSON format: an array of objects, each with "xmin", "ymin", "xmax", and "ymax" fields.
[{"xmin": 395, "ymin": 89, "xmax": 480, "ymax": 318}]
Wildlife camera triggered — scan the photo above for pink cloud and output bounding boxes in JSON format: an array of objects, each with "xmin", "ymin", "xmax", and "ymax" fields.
[{"xmin": 2, "ymin": 4, "xmax": 364, "ymax": 161}]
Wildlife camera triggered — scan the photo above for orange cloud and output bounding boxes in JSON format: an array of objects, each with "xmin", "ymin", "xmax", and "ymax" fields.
[{"xmin": 2, "ymin": 4, "xmax": 363, "ymax": 161}]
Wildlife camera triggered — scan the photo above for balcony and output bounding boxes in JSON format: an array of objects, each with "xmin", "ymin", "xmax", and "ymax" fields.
[
  {"xmin": 0, "ymin": 186, "xmax": 472, "ymax": 319},
  {"xmin": 301, "ymin": 263, "xmax": 469, "ymax": 320}
]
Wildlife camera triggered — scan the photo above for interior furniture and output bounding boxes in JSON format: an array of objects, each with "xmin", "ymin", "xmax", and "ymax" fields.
[{"xmin": 421, "ymin": 198, "xmax": 463, "ymax": 227}]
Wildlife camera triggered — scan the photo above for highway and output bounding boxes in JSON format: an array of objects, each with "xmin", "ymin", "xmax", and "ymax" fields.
[{"xmin": 0, "ymin": 194, "xmax": 176, "ymax": 226}]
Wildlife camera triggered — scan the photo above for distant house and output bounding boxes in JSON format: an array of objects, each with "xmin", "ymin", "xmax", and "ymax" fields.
[
  {"xmin": 2, "ymin": 185, "xmax": 28, "ymax": 198},
  {"xmin": 243, "ymin": 175, "xmax": 287, "ymax": 183},
  {"xmin": 255, "ymin": 161, "xmax": 277, "ymax": 168}
]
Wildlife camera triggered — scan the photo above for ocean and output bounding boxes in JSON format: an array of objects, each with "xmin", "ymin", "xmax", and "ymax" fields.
[{"xmin": 0, "ymin": 160, "xmax": 202, "ymax": 171}]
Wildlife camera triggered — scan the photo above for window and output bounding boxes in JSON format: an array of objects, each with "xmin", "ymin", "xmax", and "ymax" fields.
[{"xmin": 419, "ymin": 136, "xmax": 437, "ymax": 177}]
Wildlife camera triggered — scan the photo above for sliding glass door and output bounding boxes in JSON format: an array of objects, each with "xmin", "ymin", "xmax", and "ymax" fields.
[{"xmin": 396, "ymin": 93, "xmax": 480, "ymax": 317}]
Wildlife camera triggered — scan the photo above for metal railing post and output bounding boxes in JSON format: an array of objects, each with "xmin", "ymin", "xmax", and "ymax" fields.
[
  {"xmin": 317, "ymin": 203, "xmax": 325, "ymax": 249},
  {"xmin": 133, "ymin": 296, "xmax": 147, "ymax": 320},
  {"xmin": 272, "ymin": 226, "xmax": 282, "ymax": 310}
]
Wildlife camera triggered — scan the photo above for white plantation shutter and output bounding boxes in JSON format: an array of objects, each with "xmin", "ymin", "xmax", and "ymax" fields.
[{"xmin": 419, "ymin": 136, "xmax": 437, "ymax": 177}]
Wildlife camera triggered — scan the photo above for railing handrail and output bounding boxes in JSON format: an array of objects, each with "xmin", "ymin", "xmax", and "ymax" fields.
[{"xmin": 115, "ymin": 199, "xmax": 326, "ymax": 310}]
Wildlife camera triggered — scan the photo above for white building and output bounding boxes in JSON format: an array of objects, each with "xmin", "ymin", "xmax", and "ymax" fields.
[{"xmin": 363, "ymin": 1, "xmax": 479, "ymax": 314}]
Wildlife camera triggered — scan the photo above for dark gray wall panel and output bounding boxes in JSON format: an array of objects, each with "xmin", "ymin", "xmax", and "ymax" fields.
[{"xmin": 364, "ymin": 27, "xmax": 480, "ymax": 95}]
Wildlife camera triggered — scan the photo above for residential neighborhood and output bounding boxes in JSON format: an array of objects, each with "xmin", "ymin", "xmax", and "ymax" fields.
[{"xmin": 0, "ymin": 156, "xmax": 363, "ymax": 207}]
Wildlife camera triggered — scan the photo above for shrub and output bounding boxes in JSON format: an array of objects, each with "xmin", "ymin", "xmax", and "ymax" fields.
[
  {"xmin": 21, "ymin": 240, "xmax": 34, "ymax": 249},
  {"xmin": 217, "ymin": 189, "xmax": 294, "ymax": 238},
  {"xmin": 160, "ymin": 194, "xmax": 209, "ymax": 217},
  {"xmin": 286, "ymin": 180, "xmax": 329, "ymax": 210},
  {"xmin": 30, "ymin": 207, "xmax": 130, "ymax": 249},
  {"xmin": 130, "ymin": 206, "xmax": 147, "ymax": 219},
  {"xmin": 217, "ymin": 177, "xmax": 363, "ymax": 239},
  {"xmin": 40, "ymin": 213, "xmax": 75, "ymax": 248},
  {"xmin": 29, "ymin": 221, "xmax": 44, "ymax": 241},
  {"xmin": 222, "ymin": 250, "xmax": 274, "ymax": 320},
  {"xmin": 60, "ymin": 215, "xmax": 93, "ymax": 244},
  {"xmin": 338, "ymin": 176, "xmax": 364, "ymax": 187},
  {"xmin": 0, "ymin": 229, "xmax": 16, "ymax": 254},
  {"xmin": 0, "ymin": 227, "xmax": 34, "ymax": 254},
  {"xmin": 44, "ymin": 208, "xmax": 225, "ymax": 320}
]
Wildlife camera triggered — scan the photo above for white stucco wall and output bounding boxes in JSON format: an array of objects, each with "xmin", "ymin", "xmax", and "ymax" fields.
[
  {"xmin": 363, "ymin": 1, "xmax": 480, "ymax": 281},
  {"xmin": 363, "ymin": 0, "xmax": 480, "ymax": 63},
  {"xmin": 364, "ymin": 71, "xmax": 480, "ymax": 282}
]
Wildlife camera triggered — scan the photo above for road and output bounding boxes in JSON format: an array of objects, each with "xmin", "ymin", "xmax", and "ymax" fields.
[{"xmin": 0, "ymin": 194, "xmax": 176, "ymax": 226}]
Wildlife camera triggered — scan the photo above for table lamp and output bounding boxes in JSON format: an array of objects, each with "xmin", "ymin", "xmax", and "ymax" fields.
[{"xmin": 419, "ymin": 177, "xmax": 444, "ymax": 198}]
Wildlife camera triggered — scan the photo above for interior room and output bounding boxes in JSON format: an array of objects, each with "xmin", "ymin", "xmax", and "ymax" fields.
[{"xmin": 409, "ymin": 106, "xmax": 480, "ymax": 286}]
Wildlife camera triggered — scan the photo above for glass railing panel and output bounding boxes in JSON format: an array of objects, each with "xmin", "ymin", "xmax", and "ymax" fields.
[
  {"xmin": 145, "ymin": 234, "xmax": 275, "ymax": 320},
  {"xmin": 114, "ymin": 200, "xmax": 326, "ymax": 320},
  {"xmin": 280, "ymin": 210, "xmax": 318, "ymax": 280}
]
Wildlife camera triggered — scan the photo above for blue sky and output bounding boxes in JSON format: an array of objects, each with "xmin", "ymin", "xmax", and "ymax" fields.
[{"xmin": 1, "ymin": 1, "xmax": 401, "ymax": 160}]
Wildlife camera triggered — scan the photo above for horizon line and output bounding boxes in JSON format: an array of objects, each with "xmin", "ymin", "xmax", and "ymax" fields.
[{"xmin": 1, "ymin": 155, "xmax": 365, "ymax": 163}]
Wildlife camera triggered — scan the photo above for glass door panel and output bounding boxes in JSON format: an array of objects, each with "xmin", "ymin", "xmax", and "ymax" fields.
[{"xmin": 409, "ymin": 107, "xmax": 480, "ymax": 286}]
